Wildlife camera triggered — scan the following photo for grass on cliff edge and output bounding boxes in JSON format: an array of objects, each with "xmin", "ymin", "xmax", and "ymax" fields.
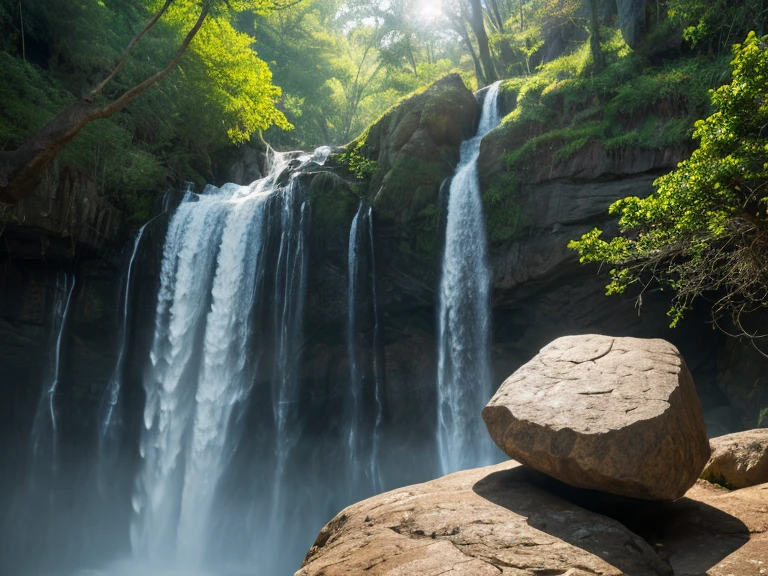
[
  {"xmin": 481, "ymin": 29, "xmax": 730, "ymax": 245},
  {"xmin": 497, "ymin": 29, "xmax": 731, "ymax": 170}
]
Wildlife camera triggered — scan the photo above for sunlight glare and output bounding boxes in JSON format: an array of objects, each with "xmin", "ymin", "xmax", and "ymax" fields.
[{"xmin": 416, "ymin": 0, "xmax": 442, "ymax": 22}]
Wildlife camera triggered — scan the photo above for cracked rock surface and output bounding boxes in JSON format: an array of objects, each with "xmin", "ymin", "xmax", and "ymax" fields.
[
  {"xmin": 297, "ymin": 461, "xmax": 670, "ymax": 576},
  {"xmin": 482, "ymin": 335, "xmax": 710, "ymax": 500},
  {"xmin": 297, "ymin": 461, "xmax": 768, "ymax": 576}
]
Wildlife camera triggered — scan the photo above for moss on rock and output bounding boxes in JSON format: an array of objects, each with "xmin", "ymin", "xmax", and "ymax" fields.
[
  {"xmin": 307, "ymin": 171, "xmax": 359, "ymax": 230},
  {"xmin": 483, "ymin": 172, "xmax": 525, "ymax": 244}
]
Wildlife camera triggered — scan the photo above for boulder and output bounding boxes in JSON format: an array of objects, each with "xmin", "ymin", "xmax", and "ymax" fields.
[
  {"xmin": 482, "ymin": 335, "xmax": 710, "ymax": 500},
  {"xmin": 701, "ymin": 429, "xmax": 768, "ymax": 489},
  {"xmin": 298, "ymin": 461, "xmax": 671, "ymax": 576},
  {"xmin": 298, "ymin": 461, "xmax": 768, "ymax": 576}
]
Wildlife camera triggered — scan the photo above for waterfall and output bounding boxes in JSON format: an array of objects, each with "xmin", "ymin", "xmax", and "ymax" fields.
[
  {"xmin": 99, "ymin": 186, "xmax": 195, "ymax": 461},
  {"xmin": 345, "ymin": 202, "xmax": 364, "ymax": 493},
  {"xmin": 266, "ymin": 171, "xmax": 311, "ymax": 570},
  {"xmin": 31, "ymin": 272, "xmax": 76, "ymax": 471},
  {"xmin": 367, "ymin": 206, "xmax": 383, "ymax": 494},
  {"xmin": 271, "ymin": 177, "xmax": 309, "ymax": 484},
  {"xmin": 345, "ymin": 203, "xmax": 385, "ymax": 497},
  {"xmin": 436, "ymin": 81, "xmax": 502, "ymax": 475},
  {"xmin": 129, "ymin": 151, "xmax": 316, "ymax": 570},
  {"xmin": 98, "ymin": 223, "xmax": 149, "ymax": 454}
]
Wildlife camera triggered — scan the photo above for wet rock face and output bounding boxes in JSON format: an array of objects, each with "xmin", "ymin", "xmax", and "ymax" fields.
[
  {"xmin": 483, "ymin": 335, "xmax": 711, "ymax": 500},
  {"xmin": 702, "ymin": 430, "xmax": 768, "ymax": 489},
  {"xmin": 1, "ymin": 164, "xmax": 121, "ymax": 256}
]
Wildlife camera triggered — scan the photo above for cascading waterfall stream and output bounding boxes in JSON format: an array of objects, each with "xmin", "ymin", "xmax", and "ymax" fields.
[
  {"xmin": 266, "ymin": 170, "xmax": 311, "ymax": 571},
  {"xmin": 98, "ymin": 223, "xmax": 150, "ymax": 454},
  {"xmin": 345, "ymin": 203, "xmax": 385, "ymax": 498},
  {"xmin": 367, "ymin": 206, "xmax": 383, "ymax": 495},
  {"xmin": 436, "ymin": 81, "xmax": 502, "ymax": 475},
  {"xmin": 345, "ymin": 202, "xmax": 364, "ymax": 493},
  {"xmin": 99, "ymin": 186, "xmax": 196, "ymax": 457},
  {"xmin": 130, "ymin": 150, "xmax": 318, "ymax": 572},
  {"xmin": 31, "ymin": 272, "xmax": 76, "ymax": 472}
]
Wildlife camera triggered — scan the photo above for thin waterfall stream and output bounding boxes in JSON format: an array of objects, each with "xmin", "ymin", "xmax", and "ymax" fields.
[
  {"xmin": 31, "ymin": 272, "xmax": 76, "ymax": 471},
  {"xmin": 436, "ymin": 81, "xmax": 502, "ymax": 475}
]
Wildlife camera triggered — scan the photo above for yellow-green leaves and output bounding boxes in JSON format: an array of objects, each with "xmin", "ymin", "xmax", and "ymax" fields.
[
  {"xmin": 569, "ymin": 32, "xmax": 768, "ymax": 328},
  {"xmin": 190, "ymin": 15, "xmax": 291, "ymax": 143}
]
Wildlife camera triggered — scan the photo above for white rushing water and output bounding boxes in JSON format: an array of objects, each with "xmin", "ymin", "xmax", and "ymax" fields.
[
  {"xmin": 345, "ymin": 203, "xmax": 386, "ymax": 499},
  {"xmin": 345, "ymin": 202, "xmax": 364, "ymax": 493},
  {"xmin": 367, "ymin": 206, "xmax": 383, "ymax": 494},
  {"xmin": 436, "ymin": 81, "xmax": 502, "ymax": 475},
  {"xmin": 99, "ymin": 223, "xmax": 149, "ymax": 453},
  {"xmin": 100, "ymin": 187, "xmax": 196, "ymax": 455},
  {"xmin": 130, "ymin": 150, "xmax": 316, "ymax": 572}
]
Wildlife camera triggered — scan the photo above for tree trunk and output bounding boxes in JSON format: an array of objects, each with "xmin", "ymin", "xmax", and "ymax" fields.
[
  {"xmin": 587, "ymin": 0, "xmax": 604, "ymax": 71},
  {"xmin": 449, "ymin": 13, "xmax": 485, "ymax": 86},
  {"xmin": 0, "ymin": 4, "xmax": 208, "ymax": 204},
  {"xmin": 488, "ymin": 0, "xmax": 505, "ymax": 32},
  {"xmin": 465, "ymin": 0, "xmax": 497, "ymax": 84}
]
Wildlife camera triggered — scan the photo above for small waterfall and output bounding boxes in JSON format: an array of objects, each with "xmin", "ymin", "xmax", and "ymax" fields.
[
  {"xmin": 31, "ymin": 272, "xmax": 76, "ymax": 472},
  {"xmin": 345, "ymin": 202, "xmax": 364, "ymax": 493},
  {"xmin": 436, "ymin": 81, "xmax": 502, "ymax": 475},
  {"xmin": 267, "ymin": 171, "xmax": 311, "ymax": 565},
  {"xmin": 345, "ymin": 203, "xmax": 384, "ymax": 497},
  {"xmin": 367, "ymin": 206, "xmax": 383, "ymax": 494},
  {"xmin": 99, "ymin": 186, "xmax": 195, "ymax": 461},
  {"xmin": 98, "ymin": 223, "xmax": 149, "ymax": 454}
]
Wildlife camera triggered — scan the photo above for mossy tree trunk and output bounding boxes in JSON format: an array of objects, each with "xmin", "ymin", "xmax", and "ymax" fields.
[{"xmin": 587, "ymin": 0, "xmax": 604, "ymax": 71}]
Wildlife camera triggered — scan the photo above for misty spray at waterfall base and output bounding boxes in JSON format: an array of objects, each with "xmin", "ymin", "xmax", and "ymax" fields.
[{"xmin": 0, "ymin": 88, "xmax": 503, "ymax": 576}]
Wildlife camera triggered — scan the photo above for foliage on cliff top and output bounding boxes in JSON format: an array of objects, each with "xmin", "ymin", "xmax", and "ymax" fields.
[
  {"xmin": 493, "ymin": 29, "xmax": 729, "ymax": 172},
  {"xmin": 569, "ymin": 32, "xmax": 768, "ymax": 347}
]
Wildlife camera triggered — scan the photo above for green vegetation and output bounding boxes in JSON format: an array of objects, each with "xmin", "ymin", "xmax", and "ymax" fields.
[
  {"xmin": 484, "ymin": 172, "xmax": 524, "ymax": 243},
  {"xmin": 569, "ymin": 33, "xmax": 768, "ymax": 343},
  {"xmin": 0, "ymin": 0, "xmax": 290, "ymax": 218},
  {"xmin": 497, "ymin": 30, "xmax": 729, "ymax": 172}
]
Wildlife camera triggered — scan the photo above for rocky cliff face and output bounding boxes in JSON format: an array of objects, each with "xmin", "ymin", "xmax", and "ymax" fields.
[{"xmin": 341, "ymin": 74, "xmax": 752, "ymax": 436}]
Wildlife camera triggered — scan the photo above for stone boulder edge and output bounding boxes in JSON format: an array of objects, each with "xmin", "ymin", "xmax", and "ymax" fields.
[
  {"xmin": 482, "ymin": 334, "xmax": 710, "ymax": 500},
  {"xmin": 701, "ymin": 429, "xmax": 768, "ymax": 489},
  {"xmin": 297, "ymin": 461, "xmax": 671, "ymax": 576}
]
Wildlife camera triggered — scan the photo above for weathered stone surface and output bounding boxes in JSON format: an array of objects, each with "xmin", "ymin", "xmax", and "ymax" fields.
[
  {"xmin": 1, "ymin": 164, "xmax": 121, "ymax": 256},
  {"xmin": 298, "ymin": 461, "xmax": 768, "ymax": 576},
  {"xmin": 702, "ymin": 430, "xmax": 768, "ymax": 489},
  {"xmin": 483, "ymin": 335, "xmax": 711, "ymax": 500},
  {"xmin": 298, "ymin": 461, "xmax": 671, "ymax": 576}
]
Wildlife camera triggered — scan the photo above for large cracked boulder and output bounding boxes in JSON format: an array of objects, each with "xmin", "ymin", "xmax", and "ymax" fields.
[
  {"xmin": 701, "ymin": 430, "xmax": 768, "ymax": 489},
  {"xmin": 483, "ymin": 335, "xmax": 710, "ymax": 500}
]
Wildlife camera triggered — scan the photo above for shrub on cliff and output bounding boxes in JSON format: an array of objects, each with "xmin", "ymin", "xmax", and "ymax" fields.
[{"xmin": 569, "ymin": 32, "xmax": 768, "ymax": 346}]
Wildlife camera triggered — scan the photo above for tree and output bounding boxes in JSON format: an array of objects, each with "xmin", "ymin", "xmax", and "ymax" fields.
[
  {"xmin": 569, "ymin": 32, "xmax": 768, "ymax": 347},
  {"xmin": 0, "ymin": 0, "xmax": 289, "ymax": 204},
  {"xmin": 441, "ymin": 0, "xmax": 497, "ymax": 86},
  {"xmin": 587, "ymin": 0, "xmax": 604, "ymax": 70}
]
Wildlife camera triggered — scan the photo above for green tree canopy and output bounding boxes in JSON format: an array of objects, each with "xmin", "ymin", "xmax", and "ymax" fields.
[{"xmin": 0, "ymin": 0, "xmax": 289, "ymax": 204}]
